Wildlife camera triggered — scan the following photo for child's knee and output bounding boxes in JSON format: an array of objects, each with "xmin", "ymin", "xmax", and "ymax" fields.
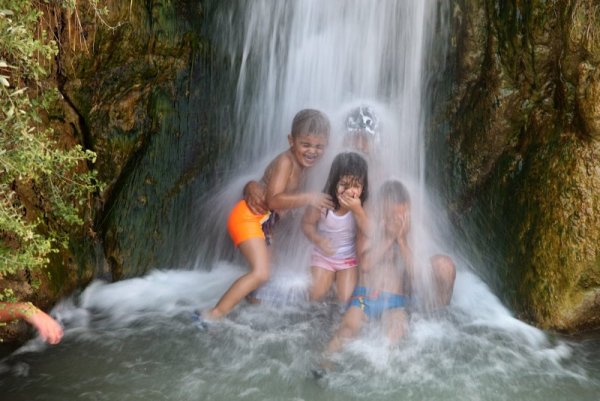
[
  {"xmin": 250, "ymin": 269, "xmax": 270, "ymax": 285},
  {"xmin": 432, "ymin": 255, "xmax": 456, "ymax": 281},
  {"xmin": 338, "ymin": 325, "xmax": 355, "ymax": 339}
]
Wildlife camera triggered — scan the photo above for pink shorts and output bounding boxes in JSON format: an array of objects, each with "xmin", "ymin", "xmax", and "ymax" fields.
[{"xmin": 310, "ymin": 252, "xmax": 358, "ymax": 272}]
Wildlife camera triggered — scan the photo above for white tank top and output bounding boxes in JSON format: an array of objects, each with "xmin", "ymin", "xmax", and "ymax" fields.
[{"xmin": 314, "ymin": 210, "xmax": 357, "ymax": 259}]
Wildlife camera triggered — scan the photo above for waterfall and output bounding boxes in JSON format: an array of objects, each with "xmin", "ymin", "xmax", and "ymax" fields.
[
  {"xmin": 196, "ymin": 0, "xmax": 451, "ymax": 305},
  {"xmin": 213, "ymin": 0, "xmax": 436, "ymax": 178}
]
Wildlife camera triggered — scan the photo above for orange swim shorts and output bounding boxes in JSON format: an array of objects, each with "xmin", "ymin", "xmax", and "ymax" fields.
[{"xmin": 227, "ymin": 200, "xmax": 276, "ymax": 247}]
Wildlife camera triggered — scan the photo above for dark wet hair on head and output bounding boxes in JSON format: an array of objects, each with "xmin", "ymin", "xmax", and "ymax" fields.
[
  {"xmin": 323, "ymin": 152, "xmax": 369, "ymax": 211},
  {"xmin": 291, "ymin": 109, "xmax": 331, "ymax": 139},
  {"xmin": 377, "ymin": 180, "xmax": 410, "ymax": 209}
]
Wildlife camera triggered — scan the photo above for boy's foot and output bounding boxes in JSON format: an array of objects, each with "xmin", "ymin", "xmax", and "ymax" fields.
[
  {"xmin": 191, "ymin": 310, "xmax": 216, "ymax": 331},
  {"xmin": 245, "ymin": 290, "xmax": 261, "ymax": 304}
]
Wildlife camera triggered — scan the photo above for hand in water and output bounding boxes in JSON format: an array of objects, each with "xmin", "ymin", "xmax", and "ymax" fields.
[{"xmin": 26, "ymin": 308, "xmax": 64, "ymax": 344}]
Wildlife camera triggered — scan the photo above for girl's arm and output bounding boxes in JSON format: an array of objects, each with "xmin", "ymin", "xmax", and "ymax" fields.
[{"xmin": 302, "ymin": 206, "xmax": 334, "ymax": 255}]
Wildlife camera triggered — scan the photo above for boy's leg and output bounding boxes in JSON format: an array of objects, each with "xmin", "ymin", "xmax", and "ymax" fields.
[
  {"xmin": 431, "ymin": 255, "xmax": 456, "ymax": 307},
  {"xmin": 325, "ymin": 306, "xmax": 366, "ymax": 356},
  {"xmin": 209, "ymin": 238, "xmax": 270, "ymax": 319},
  {"xmin": 382, "ymin": 308, "xmax": 408, "ymax": 345},
  {"xmin": 334, "ymin": 267, "xmax": 358, "ymax": 304},
  {"xmin": 309, "ymin": 267, "xmax": 335, "ymax": 301}
]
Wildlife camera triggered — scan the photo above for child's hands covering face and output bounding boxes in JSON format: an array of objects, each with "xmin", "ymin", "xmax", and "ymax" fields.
[
  {"xmin": 338, "ymin": 190, "xmax": 362, "ymax": 213},
  {"xmin": 336, "ymin": 176, "xmax": 363, "ymax": 213},
  {"xmin": 383, "ymin": 203, "xmax": 411, "ymax": 241}
]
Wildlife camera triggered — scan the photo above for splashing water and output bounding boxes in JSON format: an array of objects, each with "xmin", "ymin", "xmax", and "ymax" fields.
[
  {"xmin": 2, "ymin": 1, "xmax": 600, "ymax": 400},
  {"xmin": 1, "ymin": 269, "xmax": 598, "ymax": 401}
]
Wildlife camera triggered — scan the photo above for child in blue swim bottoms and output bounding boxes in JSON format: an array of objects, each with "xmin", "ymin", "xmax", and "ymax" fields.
[
  {"xmin": 349, "ymin": 286, "xmax": 407, "ymax": 319},
  {"xmin": 324, "ymin": 180, "xmax": 414, "ymax": 357}
]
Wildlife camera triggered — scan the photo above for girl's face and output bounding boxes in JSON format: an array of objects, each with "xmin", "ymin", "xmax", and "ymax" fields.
[{"xmin": 336, "ymin": 175, "xmax": 363, "ymax": 199}]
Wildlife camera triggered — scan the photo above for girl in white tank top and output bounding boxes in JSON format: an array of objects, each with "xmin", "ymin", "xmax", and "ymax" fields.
[{"xmin": 302, "ymin": 152, "xmax": 369, "ymax": 303}]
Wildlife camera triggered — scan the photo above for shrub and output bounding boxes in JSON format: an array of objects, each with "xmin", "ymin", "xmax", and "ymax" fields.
[{"xmin": 0, "ymin": 0, "xmax": 99, "ymax": 301}]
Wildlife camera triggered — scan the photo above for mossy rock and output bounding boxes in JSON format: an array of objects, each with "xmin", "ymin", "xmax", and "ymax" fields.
[{"xmin": 438, "ymin": 0, "xmax": 600, "ymax": 331}]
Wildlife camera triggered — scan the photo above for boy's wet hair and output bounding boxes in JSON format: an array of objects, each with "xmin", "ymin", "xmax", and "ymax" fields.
[
  {"xmin": 378, "ymin": 180, "xmax": 410, "ymax": 206},
  {"xmin": 323, "ymin": 152, "xmax": 369, "ymax": 211},
  {"xmin": 291, "ymin": 109, "xmax": 331, "ymax": 138}
]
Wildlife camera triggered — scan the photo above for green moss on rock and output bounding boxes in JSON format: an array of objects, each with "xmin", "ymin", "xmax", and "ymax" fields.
[{"xmin": 439, "ymin": 0, "xmax": 600, "ymax": 331}]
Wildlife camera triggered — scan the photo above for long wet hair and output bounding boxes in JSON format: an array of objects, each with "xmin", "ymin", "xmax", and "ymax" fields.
[{"xmin": 323, "ymin": 152, "xmax": 369, "ymax": 211}]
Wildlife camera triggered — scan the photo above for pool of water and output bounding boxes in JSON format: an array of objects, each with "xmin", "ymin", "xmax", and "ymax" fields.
[{"xmin": 1, "ymin": 266, "xmax": 599, "ymax": 401}]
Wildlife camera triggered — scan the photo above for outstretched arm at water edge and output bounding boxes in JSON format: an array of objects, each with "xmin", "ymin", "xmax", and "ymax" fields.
[{"xmin": 0, "ymin": 302, "xmax": 63, "ymax": 344}]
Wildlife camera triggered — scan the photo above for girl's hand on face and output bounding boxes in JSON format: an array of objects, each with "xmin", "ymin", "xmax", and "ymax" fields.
[{"xmin": 338, "ymin": 191, "xmax": 362, "ymax": 212}]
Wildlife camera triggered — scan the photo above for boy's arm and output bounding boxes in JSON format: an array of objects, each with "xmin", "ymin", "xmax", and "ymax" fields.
[
  {"xmin": 302, "ymin": 206, "xmax": 334, "ymax": 255},
  {"xmin": 358, "ymin": 233, "xmax": 394, "ymax": 272},
  {"xmin": 266, "ymin": 155, "xmax": 332, "ymax": 210},
  {"xmin": 243, "ymin": 180, "xmax": 268, "ymax": 215},
  {"xmin": 394, "ymin": 211, "xmax": 414, "ymax": 284}
]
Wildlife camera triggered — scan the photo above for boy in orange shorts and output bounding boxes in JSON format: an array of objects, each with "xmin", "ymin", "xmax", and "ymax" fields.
[{"xmin": 196, "ymin": 109, "xmax": 335, "ymax": 324}]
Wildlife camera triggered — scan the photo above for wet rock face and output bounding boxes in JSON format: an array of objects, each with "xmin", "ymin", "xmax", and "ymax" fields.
[
  {"xmin": 439, "ymin": 0, "xmax": 600, "ymax": 331},
  {"xmin": 56, "ymin": 0, "xmax": 231, "ymax": 280},
  {"xmin": 1, "ymin": 1, "xmax": 221, "ymax": 341},
  {"xmin": 577, "ymin": 62, "xmax": 600, "ymax": 139}
]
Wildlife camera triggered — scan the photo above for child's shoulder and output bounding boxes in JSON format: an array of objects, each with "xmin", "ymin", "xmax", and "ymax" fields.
[
  {"xmin": 263, "ymin": 150, "xmax": 295, "ymax": 180},
  {"xmin": 267, "ymin": 149, "xmax": 295, "ymax": 170}
]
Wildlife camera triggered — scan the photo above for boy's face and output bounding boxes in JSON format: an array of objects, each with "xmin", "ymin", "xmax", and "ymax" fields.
[
  {"xmin": 288, "ymin": 133, "xmax": 328, "ymax": 168},
  {"xmin": 383, "ymin": 201, "xmax": 410, "ymax": 236},
  {"xmin": 336, "ymin": 175, "xmax": 363, "ymax": 200}
]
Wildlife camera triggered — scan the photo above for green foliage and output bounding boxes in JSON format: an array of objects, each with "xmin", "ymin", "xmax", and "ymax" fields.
[{"xmin": 0, "ymin": 0, "xmax": 100, "ymax": 301}]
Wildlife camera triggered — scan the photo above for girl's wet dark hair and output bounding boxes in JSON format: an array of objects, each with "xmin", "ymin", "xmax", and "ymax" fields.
[{"xmin": 323, "ymin": 152, "xmax": 369, "ymax": 211}]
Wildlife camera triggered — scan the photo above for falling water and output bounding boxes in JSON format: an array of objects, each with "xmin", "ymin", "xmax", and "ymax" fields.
[
  {"xmin": 194, "ymin": 0, "xmax": 449, "ymax": 292},
  {"xmin": 2, "ymin": 1, "xmax": 600, "ymax": 400},
  {"xmin": 214, "ymin": 0, "xmax": 430, "ymax": 176}
]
